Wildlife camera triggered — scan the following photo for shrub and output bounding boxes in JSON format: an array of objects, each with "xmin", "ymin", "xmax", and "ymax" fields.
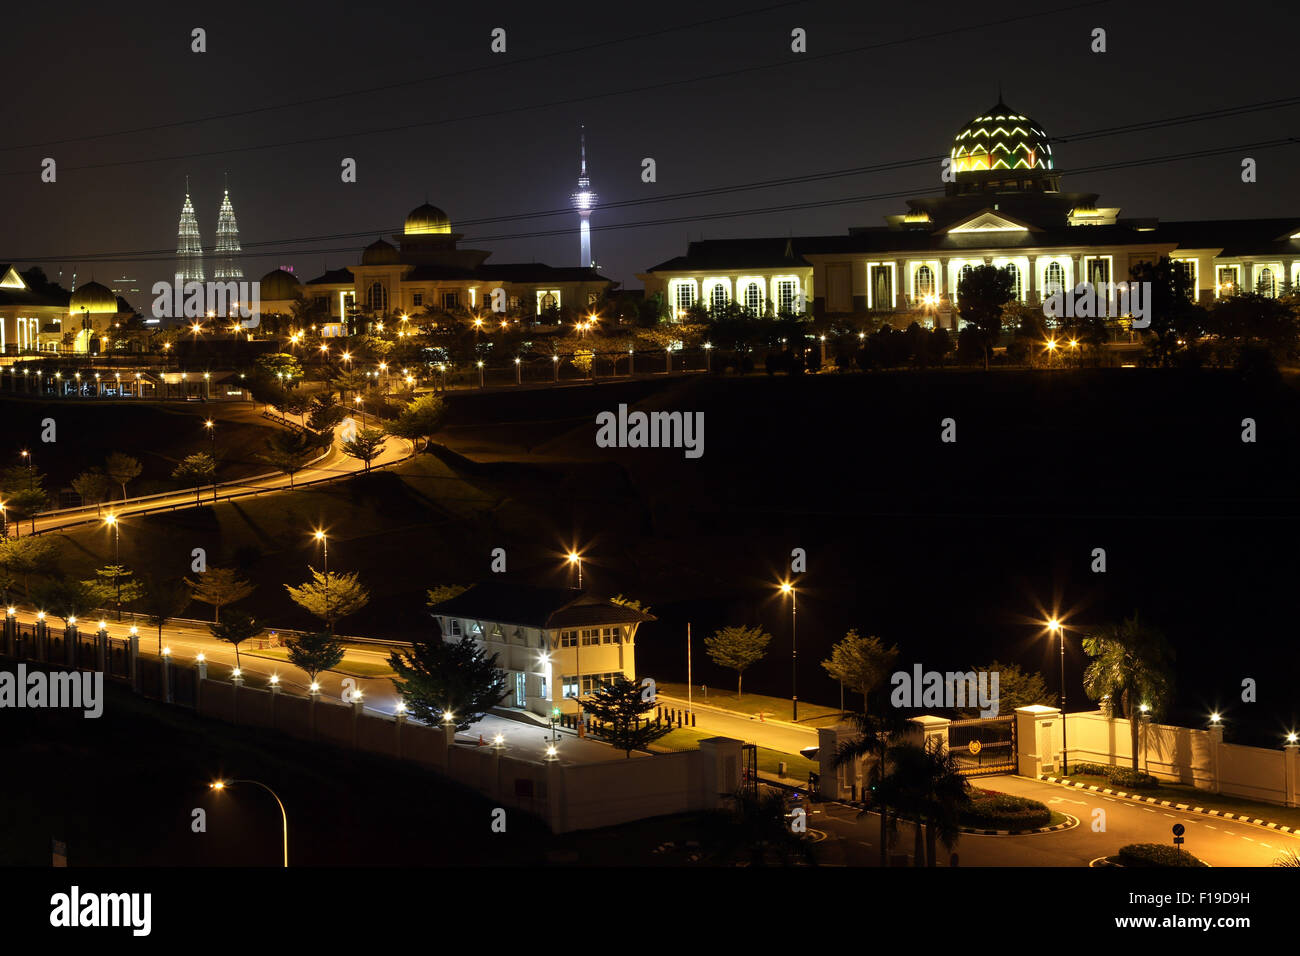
[
  {"xmin": 1107, "ymin": 767, "xmax": 1160, "ymax": 790},
  {"xmin": 961, "ymin": 789, "xmax": 1051, "ymax": 831},
  {"xmin": 1118, "ymin": 844, "xmax": 1208, "ymax": 867}
]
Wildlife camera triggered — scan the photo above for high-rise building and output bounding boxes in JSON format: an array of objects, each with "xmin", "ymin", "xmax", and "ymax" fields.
[
  {"xmin": 176, "ymin": 178, "xmax": 204, "ymax": 285},
  {"xmin": 569, "ymin": 126, "xmax": 597, "ymax": 269},
  {"xmin": 214, "ymin": 177, "xmax": 243, "ymax": 280}
]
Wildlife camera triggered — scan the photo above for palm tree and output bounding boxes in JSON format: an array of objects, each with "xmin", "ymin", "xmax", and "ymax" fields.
[
  {"xmin": 832, "ymin": 711, "xmax": 909, "ymax": 866},
  {"xmin": 1081, "ymin": 613, "xmax": 1176, "ymax": 771},
  {"xmin": 703, "ymin": 786, "xmax": 817, "ymax": 866},
  {"xmin": 887, "ymin": 738, "xmax": 970, "ymax": 866}
]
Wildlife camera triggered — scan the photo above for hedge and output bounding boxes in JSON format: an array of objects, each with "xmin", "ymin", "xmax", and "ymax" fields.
[
  {"xmin": 961, "ymin": 789, "xmax": 1051, "ymax": 831},
  {"xmin": 1118, "ymin": 844, "xmax": 1209, "ymax": 867},
  {"xmin": 1070, "ymin": 762, "xmax": 1160, "ymax": 789}
]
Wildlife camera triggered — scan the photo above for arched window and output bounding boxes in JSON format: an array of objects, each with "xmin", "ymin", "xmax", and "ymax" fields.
[
  {"xmin": 956, "ymin": 264, "xmax": 975, "ymax": 299},
  {"xmin": 1258, "ymin": 267, "xmax": 1276, "ymax": 298},
  {"xmin": 710, "ymin": 284, "xmax": 730, "ymax": 312},
  {"xmin": 915, "ymin": 265, "xmax": 935, "ymax": 299},
  {"xmin": 1044, "ymin": 261, "xmax": 1066, "ymax": 298},
  {"xmin": 673, "ymin": 282, "xmax": 696, "ymax": 316},
  {"xmin": 540, "ymin": 292, "xmax": 558, "ymax": 312},
  {"xmin": 1003, "ymin": 263, "xmax": 1022, "ymax": 301},
  {"xmin": 366, "ymin": 281, "xmax": 388, "ymax": 313},
  {"xmin": 744, "ymin": 282, "xmax": 763, "ymax": 315}
]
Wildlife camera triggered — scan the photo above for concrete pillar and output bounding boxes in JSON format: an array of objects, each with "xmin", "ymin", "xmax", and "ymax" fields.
[
  {"xmin": 128, "ymin": 633, "xmax": 139, "ymax": 691},
  {"xmin": 1209, "ymin": 723, "xmax": 1224, "ymax": 795},
  {"xmin": 3, "ymin": 611, "xmax": 14, "ymax": 657},
  {"xmin": 64, "ymin": 623, "xmax": 77, "ymax": 668},
  {"xmin": 1015, "ymin": 705, "xmax": 1061, "ymax": 777},
  {"xmin": 162, "ymin": 653, "xmax": 172, "ymax": 704},
  {"xmin": 1285, "ymin": 743, "xmax": 1299, "ymax": 808},
  {"xmin": 196, "ymin": 659, "xmax": 206, "ymax": 710},
  {"xmin": 96, "ymin": 624, "xmax": 108, "ymax": 673},
  {"xmin": 910, "ymin": 714, "xmax": 951, "ymax": 754}
]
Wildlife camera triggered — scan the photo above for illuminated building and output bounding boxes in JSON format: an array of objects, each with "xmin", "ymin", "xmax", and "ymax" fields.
[
  {"xmin": 427, "ymin": 582, "xmax": 655, "ymax": 718},
  {"xmin": 300, "ymin": 201, "xmax": 613, "ymax": 334},
  {"xmin": 214, "ymin": 181, "xmax": 243, "ymax": 281},
  {"xmin": 175, "ymin": 179, "xmax": 205, "ymax": 286},
  {"xmin": 640, "ymin": 98, "xmax": 1300, "ymax": 326},
  {"xmin": 570, "ymin": 126, "xmax": 597, "ymax": 268},
  {"xmin": 0, "ymin": 264, "xmax": 69, "ymax": 353}
]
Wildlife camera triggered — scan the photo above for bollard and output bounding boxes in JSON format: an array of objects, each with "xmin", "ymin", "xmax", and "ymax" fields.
[{"xmin": 691, "ymin": 712, "xmax": 696, "ymax": 727}]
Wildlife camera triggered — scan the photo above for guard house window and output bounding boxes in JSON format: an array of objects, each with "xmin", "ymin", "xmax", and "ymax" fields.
[
  {"xmin": 412, "ymin": 293, "xmax": 423, "ymax": 307},
  {"xmin": 710, "ymin": 284, "xmax": 729, "ymax": 312},
  {"xmin": 562, "ymin": 675, "xmax": 579, "ymax": 699},
  {"xmin": 490, "ymin": 623, "xmax": 504, "ymax": 642},
  {"xmin": 581, "ymin": 628, "xmax": 600, "ymax": 646},
  {"xmin": 1173, "ymin": 260, "xmax": 1197, "ymax": 297},
  {"xmin": 560, "ymin": 630, "xmax": 578, "ymax": 648},
  {"xmin": 1044, "ymin": 261, "xmax": 1066, "ymax": 298},
  {"xmin": 743, "ymin": 282, "xmax": 763, "ymax": 315},
  {"xmin": 776, "ymin": 279, "xmax": 798, "ymax": 314},
  {"xmin": 914, "ymin": 265, "xmax": 935, "ymax": 300},
  {"xmin": 602, "ymin": 626, "xmax": 618, "ymax": 644},
  {"xmin": 447, "ymin": 618, "xmax": 463, "ymax": 637},
  {"xmin": 1257, "ymin": 267, "xmax": 1277, "ymax": 298},
  {"xmin": 366, "ymin": 281, "xmax": 388, "ymax": 312},
  {"xmin": 674, "ymin": 282, "xmax": 696, "ymax": 316}
]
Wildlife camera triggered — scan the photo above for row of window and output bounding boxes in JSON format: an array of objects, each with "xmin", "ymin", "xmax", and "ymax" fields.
[
  {"xmin": 560, "ymin": 671, "xmax": 626, "ymax": 698},
  {"xmin": 672, "ymin": 278, "xmax": 801, "ymax": 316},
  {"xmin": 559, "ymin": 626, "xmax": 624, "ymax": 647}
]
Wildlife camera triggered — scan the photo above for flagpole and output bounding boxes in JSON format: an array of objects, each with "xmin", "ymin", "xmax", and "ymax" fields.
[{"xmin": 687, "ymin": 623, "xmax": 692, "ymax": 715}]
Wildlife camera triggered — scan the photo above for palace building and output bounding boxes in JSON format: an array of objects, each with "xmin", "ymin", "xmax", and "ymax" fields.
[
  {"xmin": 0, "ymin": 267, "xmax": 121, "ymax": 355},
  {"xmin": 639, "ymin": 99, "xmax": 1300, "ymax": 327},
  {"xmin": 259, "ymin": 202, "xmax": 615, "ymax": 334}
]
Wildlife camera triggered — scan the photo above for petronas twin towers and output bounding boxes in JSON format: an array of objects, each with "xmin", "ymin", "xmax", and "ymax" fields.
[{"xmin": 176, "ymin": 176, "xmax": 242, "ymax": 284}]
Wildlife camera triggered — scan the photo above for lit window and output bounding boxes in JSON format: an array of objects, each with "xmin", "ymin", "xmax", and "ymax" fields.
[
  {"xmin": 710, "ymin": 284, "xmax": 729, "ymax": 312},
  {"xmin": 1003, "ymin": 263, "xmax": 1021, "ymax": 301},
  {"xmin": 562, "ymin": 675, "xmax": 579, "ymax": 699},
  {"xmin": 743, "ymin": 282, "xmax": 763, "ymax": 315},
  {"xmin": 1044, "ymin": 261, "xmax": 1066, "ymax": 298},
  {"xmin": 1257, "ymin": 267, "xmax": 1277, "ymax": 298},
  {"xmin": 442, "ymin": 292, "xmax": 459, "ymax": 310},
  {"xmin": 776, "ymin": 279, "xmax": 798, "ymax": 314},
  {"xmin": 412, "ymin": 293, "xmax": 423, "ymax": 307},
  {"xmin": 915, "ymin": 265, "xmax": 935, "ymax": 299},
  {"xmin": 673, "ymin": 281, "xmax": 696, "ymax": 315},
  {"xmin": 366, "ymin": 281, "xmax": 388, "ymax": 312}
]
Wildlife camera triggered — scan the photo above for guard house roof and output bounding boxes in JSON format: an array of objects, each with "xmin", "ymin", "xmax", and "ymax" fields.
[{"xmin": 429, "ymin": 581, "xmax": 655, "ymax": 631}]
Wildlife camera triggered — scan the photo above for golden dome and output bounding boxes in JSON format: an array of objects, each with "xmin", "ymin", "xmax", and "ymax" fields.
[
  {"xmin": 69, "ymin": 280, "xmax": 118, "ymax": 315},
  {"xmin": 404, "ymin": 202, "xmax": 451, "ymax": 235}
]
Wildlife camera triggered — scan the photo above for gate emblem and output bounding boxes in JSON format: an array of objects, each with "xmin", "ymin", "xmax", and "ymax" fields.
[{"xmin": 967, "ymin": 739, "xmax": 982, "ymax": 755}]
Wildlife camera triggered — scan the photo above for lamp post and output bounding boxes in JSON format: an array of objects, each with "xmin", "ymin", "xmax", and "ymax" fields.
[
  {"xmin": 567, "ymin": 550, "xmax": 582, "ymax": 589},
  {"xmin": 780, "ymin": 580, "xmax": 798, "ymax": 721},
  {"xmin": 209, "ymin": 779, "xmax": 288, "ymax": 867},
  {"xmin": 314, "ymin": 530, "xmax": 330, "ymax": 632},
  {"xmin": 204, "ymin": 419, "xmax": 217, "ymax": 501},
  {"xmin": 354, "ymin": 396, "xmax": 365, "ymax": 428},
  {"xmin": 105, "ymin": 514, "xmax": 121, "ymax": 621},
  {"xmin": 1047, "ymin": 617, "xmax": 1068, "ymax": 774}
]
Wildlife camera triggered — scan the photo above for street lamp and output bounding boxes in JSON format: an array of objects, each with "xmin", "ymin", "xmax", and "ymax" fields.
[
  {"xmin": 1047, "ymin": 617, "xmax": 1069, "ymax": 774},
  {"xmin": 209, "ymin": 779, "xmax": 289, "ymax": 867},
  {"xmin": 104, "ymin": 513, "xmax": 121, "ymax": 620},
  {"xmin": 779, "ymin": 580, "xmax": 798, "ymax": 721},
  {"xmin": 313, "ymin": 530, "xmax": 330, "ymax": 632},
  {"xmin": 204, "ymin": 419, "xmax": 217, "ymax": 501},
  {"xmin": 566, "ymin": 550, "xmax": 582, "ymax": 589}
]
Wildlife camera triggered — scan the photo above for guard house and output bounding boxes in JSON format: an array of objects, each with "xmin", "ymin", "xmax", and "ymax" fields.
[{"xmin": 428, "ymin": 582, "xmax": 655, "ymax": 718}]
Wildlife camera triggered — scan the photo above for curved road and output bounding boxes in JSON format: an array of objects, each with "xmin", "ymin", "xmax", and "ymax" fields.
[{"xmin": 19, "ymin": 415, "xmax": 412, "ymax": 536}]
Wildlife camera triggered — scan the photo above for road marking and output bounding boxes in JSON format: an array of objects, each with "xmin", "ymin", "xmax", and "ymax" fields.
[
  {"xmin": 1162, "ymin": 813, "xmax": 1175, "ymax": 818},
  {"xmin": 1142, "ymin": 807, "xmax": 1155, "ymax": 813}
]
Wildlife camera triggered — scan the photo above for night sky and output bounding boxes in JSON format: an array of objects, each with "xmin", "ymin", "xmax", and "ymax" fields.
[{"xmin": 2, "ymin": 0, "xmax": 1296, "ymax": 299}]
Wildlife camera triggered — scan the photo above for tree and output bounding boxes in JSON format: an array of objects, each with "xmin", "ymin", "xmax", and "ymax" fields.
[
  {"xmin": 1082, "ymin": 614, "xmax": 1176, "ymax": 770},
  {"xmin": 308, "ymin": 394, "xmax": 346, "ymax": 433},
  {"xmin": 172, "ymin": 452, "xmax": 215, "ymax": 505},
  {"xmin": 284, "ymin": 567, "xmax": 370, "ymax": 631},
  {"xmin": 260, "ymin": 429, "xmax": 315, "ymax": 488},
  {"xmin": 704, "ymin": 625, "xmax": 771, "ymax": 698},
  {"xmin": 285, "ymin": 630, "xmax": 346, "ymax": 683},
  {"xmin": 140, "ymin": 574, "xmax": 192, "ymax": 655},
  {"xmin": 703, "ymin": 786, "xmax": 818, "ymax": 866},
  {"xmin": 82, "ymin": 565, "xmax": 144, "ymax": 615},
  {"xmin": 0, "ymin": 535, "xmax": 60, "ymax": 597},
  {"xmin": 425, "ymin": 584, "xmax": 468, "ymax": 607},
  {"xmin": 833, "ymin": 711, "xmax": 910, "ymax": 866},
  {"xmin": 1131, "ymin": 257, "xmax": 1207, "ymax": 367},
  {"xmin": 184, "ymin": 566, "xmax": 255, "ymax": 623},
  {"xmin": 387, "ymin": 394, "xmax": 447, "ymax": 451},
  {"xmin": 209, "ymin": 609, "xmax": 263, "ymax": 669},
  {"xmin": 104, "ymin": 452, "xmax": 142, "ymax": 501},
  {"xmin": 579, "ymin": 677, "xmax": 671, "ymax": 757},
  {"xmin": 610, "ymin": 594, "xmax": 651, "ymax": 614},
  {"xmin": 341, "ymin": 427, "xmax": 387, "ymax": 472},
  {"xmin": 30, "ymin": 578, "xmax": 99, "ymax": 624},
  {"xmin": 72, "ymin": 469, "xmax": 113, "ymax": 513},
  {"xmin": 957, "ymin": 265, "xmax": 1016, "ymax": 369},
  {"xmin": 255, "ymin": 352, "xmax": 303, "ymax": 381},
  {"xmin": 6, "ymin": 487, "xmax": 49, "ymax": 535},
  {"xmin": 883, "ymin": 737, "xmax": 970, "ymax": 866},
  {"xmin": 957, "ymin": 660, "xmax": 1048, "ymax": 718},
  {"xmin": 820, "ymin": 629, "xmax": 899, "ymax": 714},
  {"xmin": 388, "ymin": 633, "xmax": 509, "ymax": 730}
]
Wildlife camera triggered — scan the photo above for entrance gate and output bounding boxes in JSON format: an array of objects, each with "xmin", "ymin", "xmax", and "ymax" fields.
[{"xmin": 946, "ymin": 716, "xmax": 1016, "ymax": 776}]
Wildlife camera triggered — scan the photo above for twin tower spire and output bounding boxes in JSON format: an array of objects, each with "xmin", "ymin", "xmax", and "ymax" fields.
[{"xmin": 176, "ymin": 175, "xmax": 242, "ymax": 284}]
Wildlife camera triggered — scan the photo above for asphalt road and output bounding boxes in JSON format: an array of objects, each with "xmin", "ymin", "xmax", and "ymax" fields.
[{"xmin": 803, "ymin": 774, "xmax": 1297, "ymax": 867}]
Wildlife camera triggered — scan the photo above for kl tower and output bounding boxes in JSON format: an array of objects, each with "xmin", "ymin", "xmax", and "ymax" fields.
[{"xmin": 570, "ymin": 126, "xmax": 597, "ymax": 268}]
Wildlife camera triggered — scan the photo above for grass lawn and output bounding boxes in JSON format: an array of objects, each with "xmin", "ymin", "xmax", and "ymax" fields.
[
  {"xmin": 1054, "ymin": 771, "xmax": 1300, "ymax": 832},
  {"xmin": 654, "ymin": 726, "xmax": 819, "ymax": 777},
  {"xmin": 243, "ymin": 648, "xmax": 396, "ymax": 679},
  {"xmin": 656, "ymin": 682, "xmax": 845, "ymax": 728}
]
